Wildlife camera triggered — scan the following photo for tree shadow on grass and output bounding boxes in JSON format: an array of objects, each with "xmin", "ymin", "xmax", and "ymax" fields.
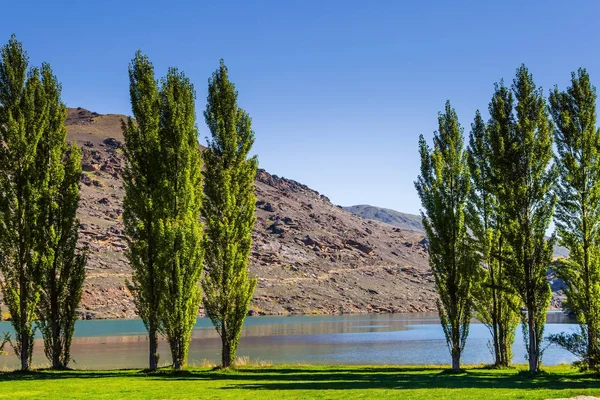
[
  {"xmin": 1, "ymin": 367, "xmax": 598, "ymax": 392},
  {"xmin": 0, "ymin": 370, "xmax": 127, "ymax": 381},
  {"xmin": 215, "ymin": 369, "xmax": 600, "ymax": 391},
  {"xmin": 229, "ymin": 367, "xmax": 440, "ymax": 374}
]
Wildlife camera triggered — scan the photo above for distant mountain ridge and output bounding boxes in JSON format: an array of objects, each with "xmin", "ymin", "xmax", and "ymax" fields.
[{"xmin": 343, "ymin": 205, "xmax": 424, "ymax": 233}]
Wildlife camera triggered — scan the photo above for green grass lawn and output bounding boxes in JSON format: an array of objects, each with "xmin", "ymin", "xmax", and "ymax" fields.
[{"xmin": 0, "ymin": 365, "xmax": 598, "ymax": 399}]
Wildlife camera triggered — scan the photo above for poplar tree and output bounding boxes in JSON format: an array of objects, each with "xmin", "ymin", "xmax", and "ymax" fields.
[
  {"xmin": 488, "ymin": 66, "xmax": 556, "ymax": 373},
  {"xmin": 415, "ymin": 101, "xmax": 477, "ymax": 371},
  {"xmin": 202, "ymin": 60, "xmax": 258, "ymax": 368},
  {"xmin": 156, "ymin": 68, "xmax": 204, "ymax": 371},
  {"xmin": 467, "ymin": 111, "xmax": 520, "ymax": 367},
  {"xmin": 122, "ymin": 51, "xmax": 162, "ymax": 371},
  {"xmin": 0, "ymin": 35, "xmax": 49, "ymax": 371},
  {"xmin": 549, "ymin": 68, "xmax": 600, "ymax": 371},
  {"xmin": 35, "ymin": 64, "xmax": 86, "ymax": 370}
]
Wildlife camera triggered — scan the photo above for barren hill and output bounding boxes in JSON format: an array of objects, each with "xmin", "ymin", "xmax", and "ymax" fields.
[
  {"xmin": 65, "ymin": 108, "xmax": 437, "ymax": 319},
  {"xmin": 345, "ymin": 205, "xmax": 567, "ymax": 308}
]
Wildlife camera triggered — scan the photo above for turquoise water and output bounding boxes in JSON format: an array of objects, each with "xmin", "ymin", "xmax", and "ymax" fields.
[{"xmin": 0, "ymin": 312, "xmax": 580, "ymax": 369}]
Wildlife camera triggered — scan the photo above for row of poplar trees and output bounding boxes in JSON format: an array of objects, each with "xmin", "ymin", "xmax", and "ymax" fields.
[
  {"xmin": 416, "ymin": 64, "xmax": 600, "ymax": 373},
  {"xmin": 122, "ymin": 52, "xmax": 258, "ymax": 371},
  {"xmin": 0, "ymin": 35, "xmax": 86, "ymax": 371},
  {"xmin": 0, "ymin": 34, "xmax": 259, "ymax": 372}
]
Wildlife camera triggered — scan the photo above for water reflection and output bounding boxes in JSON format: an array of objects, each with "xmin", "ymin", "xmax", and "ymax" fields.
[{"xmin": 0, "ymin": 312, "xmax": 579, "ymax": 370}]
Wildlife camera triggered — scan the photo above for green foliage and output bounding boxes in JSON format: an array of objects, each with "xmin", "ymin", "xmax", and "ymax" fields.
[
  {"xmin": 155, "ymin": 68, "xmax": 204, "ymax": 370},
  {"xmin": 0, "ymin": 35, "xmax": 86, "ymax": 371},
  {"xmin": 466, "ymin": 110, "xmax": 520, "ymax": 367},
  {"xmin": 123, "ymin": 52, "xmax": 204, "ymax": 371},
  {"xmin": 35, "ymin": 63, "xmax": 86, "ymax": 370},
  {"xmin": 487, "ymin": 65, "xmax": 556, "ymax": 372},
  {"xmin": 548, "ymin": 330, "xmax": 599, "ymax": 371},
  {"xmin": 549, "ymin": 68, "xmax": 600, "ymax": 372},
  {"xmin": 202, "ymin": 60, "xmax": 258, "ymax": 368},
  {"xmin": 0, "ymin": 35, "xmax": 49, "ymax": 371},
  {"xmin": 415, "ymin": 101, "xmax": 477, "ymax": 371},
  {"xmin": 122, "ymin": 51, "xmax": 162, "ymax": 370}
]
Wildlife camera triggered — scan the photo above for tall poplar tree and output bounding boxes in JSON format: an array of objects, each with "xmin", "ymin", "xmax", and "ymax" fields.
[
  {"xmin": 124, "ymin": 53, "xmax": 204, "ymax": 371},
  {"xmin": 549, "ymin": 68, "xmax": 600, "ymax": 371},
  {"xmin": 488, "ymin": 66, "xmax": 556, "ymax": 373},
  {"xmin": 202, "ymin": 60, "xmax": 258, "ymax": 368},
  {"xmin": 0, "ymin": 35, "xmax": 49, "ymax": 371},
  {"xmin": 467, "ymin": 111, "xmax": 520, "ymax": 367},
  {"xmin": 156, "ymin": 68, "xmax": 204, "ymax": 371},
  {"xmin": 122, "ymin": 51, "xmax": 162, "ymax": 371},
  {"xmin": 415, "ymin": 101, "xmax": 477, "ymax": 371},
  {"xmin": 35, "ymin": 64, "xmax": 86, "ymax": 370}
]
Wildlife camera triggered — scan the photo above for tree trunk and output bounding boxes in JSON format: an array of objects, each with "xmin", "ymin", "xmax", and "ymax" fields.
[
  {"xmin": 499, "ymin": 322, "xmax": 509, "ymax": 367},
  {"xmin": 491, "ymin": 292, "xmax": 500, "ymax": 366},
  {"xmin": 51, "ymin": 272, "xmax": 62, "ymax": 369},
  {"xmin": 222, "ymin": 329, "xmax": 231, "ymax": 368},
  {"xmin": 172, "ymin": 337, "xmax": 182, "ymax": 371},
  {"xmin": 492, "ymin": 323, "xmax": 500, "ymax": 366},
  {"xmin": 496, "ymin": 237, "xmax": 510, "ymax": 368},
  {"xmin": 451, "ymin": 349, "xmax": 460, "ymax": 371},
  {"xmin": 51, "ymin": 321, "xmax": 61, "ymax": 369},
  {"xmin": 173, "ymin": 359, "xmax": 182, "ymax": 371},
  {"xmin": 588, "ymin": 324, "xmax": 598, "ymax": 370},
  {"xmin": 588, "ymin": 331, "xmax": 595, "ymax": 370},
  {"xmin": 149, "ymin": 321, "xmax": 158, "ymax": 371},
  {"xmin": 528, "ymin": 309, "xmax": 537, "ymax": 373},
  {"xmin": 20, "ymin": 275, "xmax": 29, "ymax": 372},
  {"xmin": 20, "ymin": 330, "xmax": 29, "ymax": 371},
  {"xmin": 451, "ymin": 319, "xmax": 461, "ymax": 371},
  {"xmin": 52, "ymin": 348, "xmax": 61, "ymax": 369}
]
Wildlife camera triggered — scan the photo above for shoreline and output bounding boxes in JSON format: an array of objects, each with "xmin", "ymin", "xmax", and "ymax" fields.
[{"xmin": 69, "ymin": 306, "xmax": 566, "ymax": 321}]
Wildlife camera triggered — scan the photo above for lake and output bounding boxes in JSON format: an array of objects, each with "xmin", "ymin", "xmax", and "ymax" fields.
[{"xmin": 0, "ymin": 312, "xmax": 580, "ymax": 369}]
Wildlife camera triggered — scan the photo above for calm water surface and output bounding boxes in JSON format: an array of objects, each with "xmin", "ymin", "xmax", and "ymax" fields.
[{"xmin": 0, "ymin": 312, "xmax": 580, "ymax": 369}]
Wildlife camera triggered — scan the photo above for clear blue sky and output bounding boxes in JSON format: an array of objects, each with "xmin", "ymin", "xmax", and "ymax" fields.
[{"xmin": 2, "ymin": 0, "xmax": 600, "ymax": 215}]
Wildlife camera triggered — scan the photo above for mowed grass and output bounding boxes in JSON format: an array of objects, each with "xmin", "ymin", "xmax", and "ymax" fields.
[{"xmin": 0, "ymin": 365, "xmax": 599, "ymax": 399}]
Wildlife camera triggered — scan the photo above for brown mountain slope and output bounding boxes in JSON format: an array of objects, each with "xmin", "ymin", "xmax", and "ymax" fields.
[
  {"xmin": 343, "ymin": 205, "xmax": 566, "ymax": 308},
  {"xmin": 63, "ymin": 107, "xmax": 437, "ymax": 319}
]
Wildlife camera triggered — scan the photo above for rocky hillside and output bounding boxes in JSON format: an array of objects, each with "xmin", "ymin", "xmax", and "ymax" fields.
[
  {"xmin": 64, "ymin": 108, "xmax": 437, "ymax": 319},
  {"xmin": 345, "ymin": 204, "xmax": 568, "ymax": 308}
]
